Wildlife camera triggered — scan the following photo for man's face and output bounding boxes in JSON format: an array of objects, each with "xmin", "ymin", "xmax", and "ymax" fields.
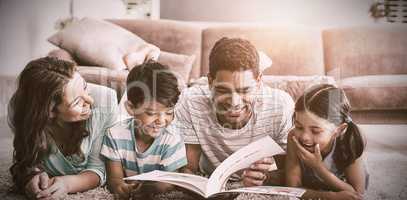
[{"xmin": 209, "ymin": 70, "xmax": 260, "ymax": 128}]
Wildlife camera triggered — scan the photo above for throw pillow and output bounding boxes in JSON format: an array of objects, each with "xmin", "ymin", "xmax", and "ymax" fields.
[
  {"xmin": 258, "ymin": 50, "xmax": 272, "ymax": 73},
  {"xmin": 48, "ymin": 17, "xmax": 160, "ymax": 70}
]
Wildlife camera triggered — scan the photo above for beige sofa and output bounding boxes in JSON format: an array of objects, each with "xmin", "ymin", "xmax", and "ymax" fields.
[{"xmin": 48, "ymin": 19, "xmax": 407, "ymax": 124}]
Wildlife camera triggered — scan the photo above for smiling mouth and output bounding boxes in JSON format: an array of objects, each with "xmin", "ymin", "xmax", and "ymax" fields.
[
  {"xmin": 225, "ymin": 106, "xmax": 247, "ymax": 117},
  {"xmin": 301, "ymin": 143, "xmax": 316, "ymax": 151}
]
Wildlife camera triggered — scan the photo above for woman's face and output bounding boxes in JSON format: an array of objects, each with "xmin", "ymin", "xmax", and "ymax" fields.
[
  {"xmin": 54, "ymin": 73, "xmax": 94, "ymax": 122},
  {"xmin": 292, "ymin": 111, "xmax": 341, "ymax": 156}
]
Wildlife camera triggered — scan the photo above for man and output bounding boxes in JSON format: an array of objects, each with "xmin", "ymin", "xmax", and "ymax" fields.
[{"xmin": 172, "ymin": 37, "xmax": 294, "ymax": 186}]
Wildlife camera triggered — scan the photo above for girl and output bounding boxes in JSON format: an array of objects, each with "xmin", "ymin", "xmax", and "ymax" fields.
[
  {"xmin": 8, "ymin": 57, "xmax": 118, "ymax": 199},
  {"xmin": 286, "ymin": 84, "xmax": 369, "ymax": 200}
]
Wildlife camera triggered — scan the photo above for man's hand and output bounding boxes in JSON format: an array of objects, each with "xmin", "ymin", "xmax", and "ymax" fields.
[
  {"xmin": 25, "ymin": 172, "xmax": 50, "ymax": 199},
  {"xmin": 242, "ymin": 157, "xmax": 276, "ymax": 187}
]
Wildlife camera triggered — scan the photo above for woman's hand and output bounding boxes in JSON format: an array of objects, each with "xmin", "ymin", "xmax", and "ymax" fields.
[
  {"xmin": 242, "ymin": 157, "xmax": 276, "ymax": 187},
  {"xmin": 292, "ymin": 136, "xmax": 324, "ymax": 171},
  {"xmin": 35, "ymin": 177, "xmax": 68, "ymax": 200},
  {"xmin": 25, "ymin": 172, "xmax": 50, "ymax": 199}
]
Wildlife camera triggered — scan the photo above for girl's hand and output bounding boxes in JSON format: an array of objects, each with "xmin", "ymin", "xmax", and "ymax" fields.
[
  {"xmin": 35, "ymin": 177, "xmax": 68, "ymax": 200},
  {"xmin": 292, "ymin": 136, "xmax": 323, "ymax": 170},
  {"xmin": 25, "ymin": 172, "xmax": 50, "ymax": 199},
  {"xmin": 329, "ymin": 190, "xmax": 363, "ymax": 200}
]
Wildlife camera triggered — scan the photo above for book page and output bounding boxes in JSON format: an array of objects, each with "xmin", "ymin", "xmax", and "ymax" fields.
[
  {"xmin": 124, "ymin": 170, "xmax": 208, "ymax": 196},
  {"xmin": 224, "ymin": 186, "xmax": 305, "ymax": 197},
  {"xmin": 206, "ymin": 136, "xmax": 285, "ymax": 197}
]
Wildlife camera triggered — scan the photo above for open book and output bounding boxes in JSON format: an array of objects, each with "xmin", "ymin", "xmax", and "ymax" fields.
[{"xmin": 124, "ymin": 136, "xmax": 305, "ymax": 198}]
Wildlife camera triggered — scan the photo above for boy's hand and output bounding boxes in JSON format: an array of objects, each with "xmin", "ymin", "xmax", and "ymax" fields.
[
  {"xmin": 292, "ymin": 136, "xmax": 323, "ymax": 170},
  {"xmin": 242, "ymin": 157, "xmax": 276, "ymax": 187},
  {"xmin": 113, "ymin": 181, "xmax": 141, "ymax": 200}
]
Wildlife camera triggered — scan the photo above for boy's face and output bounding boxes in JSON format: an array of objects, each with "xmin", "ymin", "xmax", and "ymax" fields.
[
  {"xmin": 208, "ymin": 69, "xmax": 260, "ymax": 128},
  {"xmin": 125, "ymin": 100, "xmax": 174, "ymax": 139}
]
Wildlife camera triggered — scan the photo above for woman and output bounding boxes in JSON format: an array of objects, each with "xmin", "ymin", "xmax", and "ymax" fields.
[{"xmin": 8, "ymin": 57, "xmax": 118, "ymax": 199}]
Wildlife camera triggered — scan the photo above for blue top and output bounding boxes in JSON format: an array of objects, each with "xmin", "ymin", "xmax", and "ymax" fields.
[{"xmin": 41, "ymin": 83, "xmax": 118, "ymax": 186}]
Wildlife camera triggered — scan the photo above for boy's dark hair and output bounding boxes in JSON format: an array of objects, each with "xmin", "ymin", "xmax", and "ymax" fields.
[
  {"xmin": 126, "ymin": 61, "xmax": 180, "ymax": 108},
  {"xmin": 209, "ymin": 37, "xmax": 259, "ymax": 78},
  {"xmin": 295, "ymin": 84, "xmax": 365, "ymax": 171}
]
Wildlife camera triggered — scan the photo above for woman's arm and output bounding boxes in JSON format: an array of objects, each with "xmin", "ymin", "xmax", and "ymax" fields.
[{"xmin": 35, "ymin": 170, "xmax": 100, "ymax": 199}]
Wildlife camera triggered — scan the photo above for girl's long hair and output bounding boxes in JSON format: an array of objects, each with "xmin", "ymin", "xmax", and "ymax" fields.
[
  {"xmin": 8, "ymin": 57, "xmax": 88, "ymax": 192},
  {"xmin": 295, "ymin": 84, "xmax": 365, "ymax": 171}
]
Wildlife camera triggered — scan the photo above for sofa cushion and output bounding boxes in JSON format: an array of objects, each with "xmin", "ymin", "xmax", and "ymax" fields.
[
  {"xmin": 48, "ymin": 17, "xmax": 160, "ymax": 70},
  {"xmin": 202, "ymin": 26, "xmax": 324, "ymax": 76},
  {"xmin": 48, "ymin": 49, "xmax": 77, "ymax": 64},
  {"xmin": 156, "ymin": 51, "xmax": 195, "ymax": 85},
  {"xmin": 323, "ymin": 25, "xmax": 407, "ymax": 79},
  {"xmin": 339, "ymin": 75, "xmax": 407, "ymax": 111},
  {"xmin": 262, "ymin": 75, "xmax": 336, "ymax": 101},
  {"xmin": 109, "ymin": 19, "xmax": 203, "ymax": 81},
  {"xmin": 77, "ymin": 66, "xmax": 128, "ymax": 99}
]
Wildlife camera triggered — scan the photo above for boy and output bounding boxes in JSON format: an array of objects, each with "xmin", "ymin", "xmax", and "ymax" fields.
[{"xmin": 101, "ymin": 61, "xmax": 187, "ymax": 199}]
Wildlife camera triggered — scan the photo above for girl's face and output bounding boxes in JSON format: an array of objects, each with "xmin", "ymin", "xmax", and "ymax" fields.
[
  {"xmin": 54, "ymin": 73, "xmax": 94, "ymax": 122},
  {"xmin": 292, "ymin": 111, "xmax": 342, "ymax": 156},
  {"xmin": 125, "ymin": 100, "xmax": 174, "ymax": 139}
]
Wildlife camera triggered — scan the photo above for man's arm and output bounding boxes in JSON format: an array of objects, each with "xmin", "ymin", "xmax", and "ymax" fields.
[{"xmin": 181, "ymin": 144, "xmax": 202, "ymax": 174}]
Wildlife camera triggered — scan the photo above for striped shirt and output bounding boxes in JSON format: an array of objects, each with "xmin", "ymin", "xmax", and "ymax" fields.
[
  {"xmin": 101, "ymin": 118, "xmax": 187, "ymax": 177},
  {"xmin": 169, "ymin": 78, "xmax": 294, "ymax": 175}
]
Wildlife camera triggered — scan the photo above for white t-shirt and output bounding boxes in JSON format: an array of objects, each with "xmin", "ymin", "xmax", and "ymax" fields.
[{"xmin": 169, "ymin": 78, "xmax": 295, "ymax": 174}]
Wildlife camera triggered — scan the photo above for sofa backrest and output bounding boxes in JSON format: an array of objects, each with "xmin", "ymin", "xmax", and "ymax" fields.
[
  {"xmin": 201, "ymin": 25, "xmax": 325, "ymax": 76},
  {"xmin": 109, "ymin": 19, "xmax": 203, "ymax": 80},
  {"xmin": 323, "ymin": 25, "xmax": 407, "ymax": 79}
]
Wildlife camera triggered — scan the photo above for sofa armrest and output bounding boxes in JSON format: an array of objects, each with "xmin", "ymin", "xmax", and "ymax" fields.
[
  {"xmin": 77, "ymin": 66, "xmax": 128, "ymax": 99},
  {"xmin": 48, "ymin": 49, "xmax": 77, "ymax": 64}
]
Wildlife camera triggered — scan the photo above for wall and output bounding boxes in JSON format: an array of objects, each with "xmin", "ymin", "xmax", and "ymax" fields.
[
  {"xmin": 0, "ymin": 0, "xmax": 382, "ymax": 76},
  {"xmin": 0, "ymin": 0, "xmax": 126, "ymax": 76},
  {"xmin": 161, "ymin": 0, "xmax": 378, "ymax": 27}
]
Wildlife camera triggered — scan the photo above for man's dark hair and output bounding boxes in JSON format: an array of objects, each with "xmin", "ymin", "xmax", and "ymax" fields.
[
  {"xmin": 126, "ymin": 61, "xmax": 180, "ymax": 108},
  {"xmin": 209, "ymin": 37, "xmax": 259, "ymax": 77}
]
